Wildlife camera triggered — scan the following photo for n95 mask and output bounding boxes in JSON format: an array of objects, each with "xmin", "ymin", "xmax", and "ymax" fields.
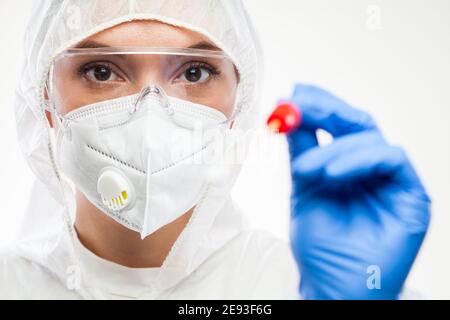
[{"xmin": 55, "ymin": 85, "xmax": 230, "ymax": 238}]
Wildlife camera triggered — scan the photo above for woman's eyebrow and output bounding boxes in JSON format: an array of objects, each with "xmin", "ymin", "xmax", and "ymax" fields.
[
  {"xmin": 75, "ymin": 40, "xmax": 109, "ymax": 49},
  {"xmin": 187, "ymin": 41, "xmax": 222, "ymax": 51}
]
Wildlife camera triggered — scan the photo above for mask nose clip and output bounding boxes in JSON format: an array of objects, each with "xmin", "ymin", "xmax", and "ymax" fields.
[{"xmin": 131, "ymin": 85, "xmax": 173, "ymax": 116}]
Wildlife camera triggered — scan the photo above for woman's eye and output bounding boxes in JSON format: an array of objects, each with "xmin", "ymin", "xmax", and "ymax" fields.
[
  {"xmin": 85, "ymin": 65, "xmax": 120, "ymax": 82},
  {"xmin": 180, "ymin": 67, "xmax": 211, "ymax": 83}
]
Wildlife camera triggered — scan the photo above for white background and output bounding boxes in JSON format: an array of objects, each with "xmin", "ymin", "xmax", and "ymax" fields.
[{"xmin": 0, "ymin": 0, "xmax": 449, "ymax": 299}]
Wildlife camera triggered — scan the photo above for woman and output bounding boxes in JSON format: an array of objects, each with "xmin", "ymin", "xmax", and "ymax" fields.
[{"xmin": 1, "ymin": 0, "xmax": 430, "ymax": 299}]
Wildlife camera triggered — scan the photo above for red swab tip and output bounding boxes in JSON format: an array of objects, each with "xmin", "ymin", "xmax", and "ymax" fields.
[{"xmin": 267, "ymin": 101, "xmax": 302, "ymax": 134}]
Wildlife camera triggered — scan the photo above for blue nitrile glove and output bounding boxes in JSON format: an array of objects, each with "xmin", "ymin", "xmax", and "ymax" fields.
[{"xmin": 287, "ymin": 84, "xmax": 431, "ymax": 300}]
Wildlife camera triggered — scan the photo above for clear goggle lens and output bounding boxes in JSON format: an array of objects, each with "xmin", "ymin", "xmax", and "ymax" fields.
[{"xmin": 48, "ymin": 47, "xmax": 239, "ymax": 121}]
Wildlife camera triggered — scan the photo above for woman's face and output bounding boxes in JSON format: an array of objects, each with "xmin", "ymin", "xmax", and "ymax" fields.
[{"xmin": 50, "ymin": 20, "xmax": 239, "ymax": 118}]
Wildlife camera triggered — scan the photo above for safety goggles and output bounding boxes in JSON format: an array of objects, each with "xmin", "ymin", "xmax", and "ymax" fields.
[{"xmin": 48, "ymin": 47, "xmax": 240, "ymax": 123}]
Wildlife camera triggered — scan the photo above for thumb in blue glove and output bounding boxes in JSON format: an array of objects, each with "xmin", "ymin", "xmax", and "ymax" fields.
[{"xmin": 287, "ymin": 84, "xmax": 431, "ymax": 300}]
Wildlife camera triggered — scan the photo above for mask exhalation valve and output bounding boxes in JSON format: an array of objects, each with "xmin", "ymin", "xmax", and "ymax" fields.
[{"xmin": 97, "ymin": 167, "xmax": 135, "ymax": 212}]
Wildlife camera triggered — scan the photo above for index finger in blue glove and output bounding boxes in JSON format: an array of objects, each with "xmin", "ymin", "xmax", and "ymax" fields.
[
  {"xmin": 291, "ymin": 130, "xmax": 385, "ymax": 179},
  {"xmin": 287, "ymin": 128, "xmax": 318, "ymax": 162}
]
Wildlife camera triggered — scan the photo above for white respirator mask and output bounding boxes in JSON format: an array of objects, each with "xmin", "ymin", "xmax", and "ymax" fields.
[{"xmin": 53, "ymin": 85, "xmax": 232, "ymax": 238}]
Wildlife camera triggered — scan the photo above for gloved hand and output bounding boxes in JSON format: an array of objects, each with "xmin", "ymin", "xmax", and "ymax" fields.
[{"xmin": 287, "ymin": 84, "xmax": 431, "ymax": 300}]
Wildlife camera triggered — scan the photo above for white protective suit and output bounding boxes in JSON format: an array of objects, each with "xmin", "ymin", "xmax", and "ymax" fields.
[{"xmin": 0, "ymin": 0, "xmax": 300, "ymax": 299}]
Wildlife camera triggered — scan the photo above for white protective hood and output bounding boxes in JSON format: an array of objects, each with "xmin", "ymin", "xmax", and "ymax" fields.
[{"xmin": 13, "ymin": 0, "xmax": 265, "ymax": 298}]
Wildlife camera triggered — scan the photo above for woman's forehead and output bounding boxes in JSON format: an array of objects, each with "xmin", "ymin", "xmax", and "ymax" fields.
[{"xmin": 75, "ymin": 20, "xmax": 222, "ymax": 51}]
